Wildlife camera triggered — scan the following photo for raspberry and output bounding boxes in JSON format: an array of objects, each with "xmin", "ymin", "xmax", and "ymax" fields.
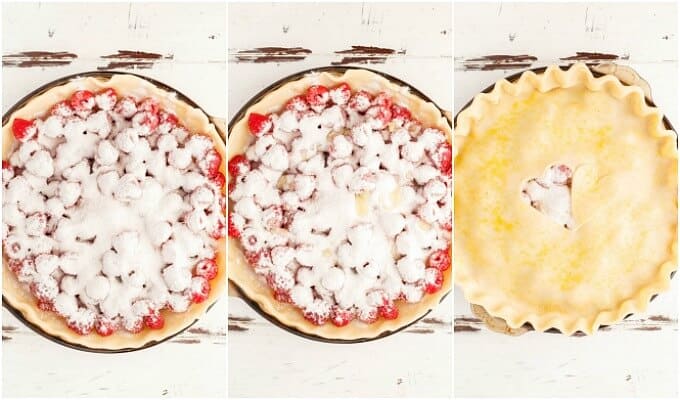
[
  {"xmin": 209, "ymin": 215, "xmax": 226, "ymax": 239},
  {"xmin": 378, "ymin": 300, "xmax": 399, "ymax": 320},
  {"xmin": 228, "ymin": 212, "xmax": 242, "ymax": 238},
  {"xmin": 357, "ymin": 308, "xmax": 378, "ymax": 324},
  {"xmin": 194, "ymin": 258, "xmax": 218, "ymax": 280},
  {"xmin": 134, "ymin": 111, "xmax": 160, "ymax": 131},
  {"xmin": 244, "ymin": 250, "xmax": 264, "ymax": 267},
  {"xmin": 37, "ymin": 299, "xmax": 55, "ymax": 312},
  {"xmin": 262, "ymin": 205, "xmax": 283, "ymax": 229},
  {"xmin": 247, "ymin": 113, "xmax": 272, "ymax": 136},
  {"xmin": 349, "ymin": 90, "xmax": 372, "ymax": 112},
  {"xmin": 69, "ymin": 90, "xmax": 95, "ymax": 111},
  {"xmin": 273, "ymin": 288, "xmax": 292, "ymax": 303},
  {"xmin": 303, "ymin": 310, "xmax": 328, "ymax": 325},
  {"xmin": 423, "ymin": 268, "xmax": 444, "ymax": 294},
  {"xmin": 96, "ymin": 88, "xmax": 118, "ymax": 110},
  {"xmin": 11, "ymin": 118, "xmax": 36, "ymax": 141},
  {"xmin": 390, "ymin": 104, "xmax": 411, "ymax": 124},
  {"xmin": 330, "ymin": 306, "xmax": 354, "ymax": 327},
  {"xmin": 429, "ymin": 141, "xmax": 452, "ymax": 177},
  {"xmin": 143, "ymin": 310, "xmax": 165, "ymax": 329},
  {"xmin": 189, "ymin": 276, "xmax": 210, "ymax": 303},
  {"xmin": 305, "ymin": 85, "xmax": 330, "ymax": 111},
  {"xmin": 440, "ymin": 211, "xmax": 452, "ymax": 231},
  {"xmin": 366, "ymin": 105, "xmax": 392, "ymax": 129},
  {"xmin": 50, "ymin": 100, "xmax": 74, "ymax": 117},
  {"xmin": 329, "ymin": 83, "xmax": 351, "ymax": 105},
  {"xmin": 114, "ymin": 96, "xmax": 138, "ymax": 118},
  {"xmin": 427, "ymin": 249, "xmax": 451, "ymax": 271},
  {"xmin": 228, "ymin": 154, "xmax": 250, "ymax": 177},
  {"xmin": 124, "ymin": 317, "xmax": 144, "ymax": 334},
  {"xmin": 285, "ymin": 95, "xmax": 309, "ymax": 112},
  {"xmin": 372, "ymin": 92, "xmax": 393, "ymax": 108},
  {"xmin": 67, "ymin": 319, "xmax": 94, "ymax": 335},
  {"xmin": 198, "ymin": 148, "xmax": 222, "ymax": 177},
  {"xmin": 95, "ymin": 317, "xmax": 116, "ymax": 336},
  {"xmin": 209, "ymin": 171, "xmax": 226, "ymax": 190},
  {"xmin": 159, "ymin": 111, "xmax": 179, "ymax": 129},
  {"xmin": 137, "ymin": 98, "xmax": 160, "ymax": 115}
]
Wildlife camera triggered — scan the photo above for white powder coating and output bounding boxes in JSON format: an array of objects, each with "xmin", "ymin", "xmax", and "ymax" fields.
[
  {"xmin": 521, "ymin": 164, "xmax": 575, "ymax": 229},
  {"xmin": 3, "ymin": 90, "xmax": 224, "ymax": 333},
  {"xmin": 230, "ymin": 89, "xmax": 451, "ymax": 323}
]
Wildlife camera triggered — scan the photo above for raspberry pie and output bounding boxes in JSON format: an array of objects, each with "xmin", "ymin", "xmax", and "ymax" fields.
[
  {"xmin": 455, "ymin": 63, "xmax": 677, "ymax": 335},
  {"xmin": 2, "ymin": 75, "xmax": 226, "ymax": 349},
  {"xmin": 228, "ymin": 69, "xmax": 452, "ymax": 339}
]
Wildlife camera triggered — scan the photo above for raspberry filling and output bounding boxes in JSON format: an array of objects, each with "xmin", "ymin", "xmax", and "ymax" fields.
[
  {"xmin": 521, "ymin": 164, "xmax": 574, "ymax": 229},
  {"xmin": 2, "ymin": 87, "xmax": 225, "ymax": 336},
  {"xmin": 229, "ymin": 82, "xmax": 452, "ymax": 326}
]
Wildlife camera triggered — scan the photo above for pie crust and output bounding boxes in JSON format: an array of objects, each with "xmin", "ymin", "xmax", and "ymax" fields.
[
  {"xmin": 228, "ymin": 69, "xmax": 452, "ymax": 340},
  {"xmin": 2, "ymin": 74, "xmax": 226, "ymax": 350},
  {"xmin": 455, "ymin": 63, "xmax": 677, "ymax": 335}
]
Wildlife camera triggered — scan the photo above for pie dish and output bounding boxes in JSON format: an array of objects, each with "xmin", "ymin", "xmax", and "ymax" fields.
[
  {"xmin": 228, "ymin": 68, "xmax": 452, "ymax": 340},
  {"xmin": 2, "ymin": 74, "xmax": 226, "ymax": 350},
  {"xmin": 455, "ymin": 63, "xmax": 677, "ymax": 335}
]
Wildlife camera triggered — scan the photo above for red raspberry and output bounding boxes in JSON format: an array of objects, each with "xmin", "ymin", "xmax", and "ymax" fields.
[
  {"xmin": 349, "ymin": 90, "xmax": 372, "ymax": 112},
  {"xmin": 423, "ymin": 268, "xmax": 444, "ymax": 294},
  {"xmin": 37, "ymin": 299, "xmax": 55, "ymax": 312},
  {"xmin": 114, "ymin": 96, "xmax": 138, "ymax": 118},
  {"xmin": 303, "ymin": 310, "xmax": 328, "ymax": 326},
  {"xmin": 305, "ymin": 85, "xmax": 330, "ymax": 111},
  {"xmin": 209, "ymin": 171, "xmax": 226, "ymax": 190},
  {"xmin": 69, "ymin": 90, "xmax": 95, "ymax": 111},
  {"xmin": 50, "ymin": 100, "xmax": 74, "ymax": 117},
  {"xmin": 265, "ymin": 274, "xmax": 292, "ymax": 303},
  {"xmin": 125, "ymin": 317, "xmax": 144, "ymax": 334},
  {"xmin": 427, "ymin": 249, "xmax": 451, "ymax": 271},
  {"xmin": 228, "ymin": 154, "xmax": 250, "ymax": 177},
  {"xmin": 378, "ymin": 300, "xmax": 399, "ymax": 320},
  {"xmin": 3, "ymin": 160, "xmax": 14, "ymax": 178},
  {"xmin": 67, "ymin": 319, "xmax": 94, "ymax": 335},
  {"xmin": 330, "ymin": 306, "xmax": 354, "ymax": 327},
  {"xmin": 329, "ymin": 83, "xmax": 352, "ymax": 105},
  {"xmin": 440, "ymin": 211, "xmax": 452, "ymax": 231},
  {"xmin": 372, "ymin": 92, "xmax": 393, "ymax": 108},
  {"xmin": 357, "ymin": 308, "xmax": 378, "ymax": 324},
  {"xmin": 97, "ymin": 88, "xmax": 118, "ymax": 108},
  {"xmin": 210, "ymin": 215, "xmax": 226, "ymax": 239},
  {"xmin": 429, "ymin": 141, "xmax": 452, "ymax": 177},
  {"xmin": 189, "ymin": 277, "xmax": 210, "ymax": 303},
  {"xmin": 159, "ymin": 111, "xmax": 179, "ymax": 129},
  {"xmin": 390, "ymin": 104, "xmax": 411, "ymax": 123},
  {"xmin": 194, "ymin": 258, "xmax": 218, "ymax": 280},
  {"xmin": 228, "ymin": 212, "xmax": 242, "ymax": 238},
  {"xmin": 262, "ymin": 205, "xmax": 283, "ymax": 229},
  {"xmin": 244, "ymin": 250, "xmax": 262, "ymax": 266},
  {"xmin": 134, "ymin": 111, "xmax": 160, "ymax": 131},
  {"xmin": 137, "ymin": 98, "xmax": 160, "ymax": 115},
  {"xmin": 198, "ymin": 148, "xmax": 222, "ymax": 177},
  {"xmin": 95, "ymin": 317, "xmax": 116, "ymax": 336},
  {"xmin": 143, "ymin": 310, "xmax": 165, "ymax": 329},
  {"xmin": 247, "ymin": 112, "xmax": 272, "ymax": 136},
  {"xmin": 285, "ymin": 95, "xmax": 309, "ymax": 112},
  {"xmin": 366, "ymin": 105, "xmax": 393, "ymax": 129},
  {"xmin": 11, "ymin": 118, "xmax": 36, "ymax": 141}
]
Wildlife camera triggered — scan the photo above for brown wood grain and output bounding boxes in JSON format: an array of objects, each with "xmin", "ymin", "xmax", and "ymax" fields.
[
  {"xmin": 234, "ymin": 47, "xmax": 312, "ymax": 63},
  {"xmin": 332, "ymin": 45, "xmax": 406, "ymax": 66},
  {"xmin": 462, "ymin": 54, "xmax": 538, "ymax": 71},
  {"xmin": 3, "ymin": 51, "xmax": 77, "ymax": 67},
  {"xmin": 98, "ymin": 50, "xmax": 173, "ymax": 70}
]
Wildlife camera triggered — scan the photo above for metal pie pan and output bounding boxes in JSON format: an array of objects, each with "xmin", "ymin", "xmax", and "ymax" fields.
[
  {"xmin": 2, "ymin": 71, "xmax": 225, "ymax": 353},
  {"xmin": 228, "ymin": 65, "xmax": 452, "ymax": 343}
]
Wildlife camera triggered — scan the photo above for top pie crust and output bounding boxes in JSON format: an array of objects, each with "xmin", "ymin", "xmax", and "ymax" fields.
[
  {"xmin": 2, "ymin": 74, "xmax": 226, "ymax": 350},
  {"xmin": 454, "ymin": 63, "xmax": 677, "ymax": 335},
  {"xmin": 228, "ymin": 69, "xmax": 452, "ymax": 340}
]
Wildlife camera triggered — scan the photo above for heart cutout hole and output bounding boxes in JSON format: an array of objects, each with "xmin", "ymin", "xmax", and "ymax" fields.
[{"xmin": 521, "ymin": 164, "xmax": 575, "ymax": 229}]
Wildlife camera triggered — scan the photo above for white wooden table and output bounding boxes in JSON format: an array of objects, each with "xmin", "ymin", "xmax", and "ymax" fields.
[
  {"xmin": 1, "ymin": 3, "xmax": 227, "ymax": 397},
  {"xmin": 228, "ymin": 3, "xmax": 452, "ymax": 398},
  {"xmin": 454, "ymin": 3, "xmax": 679, "ymax": 398}
]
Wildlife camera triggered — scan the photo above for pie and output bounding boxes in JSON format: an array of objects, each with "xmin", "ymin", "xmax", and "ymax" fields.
[
  {"xmin": 454, "ymin": 63, "xmax": 677, "ymax": 335},
  {"xmin": 228, "ymin": 69, "xmax": 452, "ymax": 340},
  {"xmin": 2, "ymin": 74, "xmax": 226, "ymax": 350}
]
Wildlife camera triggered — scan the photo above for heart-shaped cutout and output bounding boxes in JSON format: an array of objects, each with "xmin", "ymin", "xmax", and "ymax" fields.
[{"xmin": 521, "ymin": 164, "xmax": 575, "ymax": 229}]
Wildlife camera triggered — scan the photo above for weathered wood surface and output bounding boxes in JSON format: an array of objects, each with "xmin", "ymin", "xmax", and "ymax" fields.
[
  {"xmin": 454, "ymin": 2, "xmax": 678, "ymax": 398},
  {"xmin": 228, "ymin": 2, "xmax": 453, "ymax": 398},
  {"xmin": 2, "ymin": 3, "xmax": 227, "ymax": 398}
]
